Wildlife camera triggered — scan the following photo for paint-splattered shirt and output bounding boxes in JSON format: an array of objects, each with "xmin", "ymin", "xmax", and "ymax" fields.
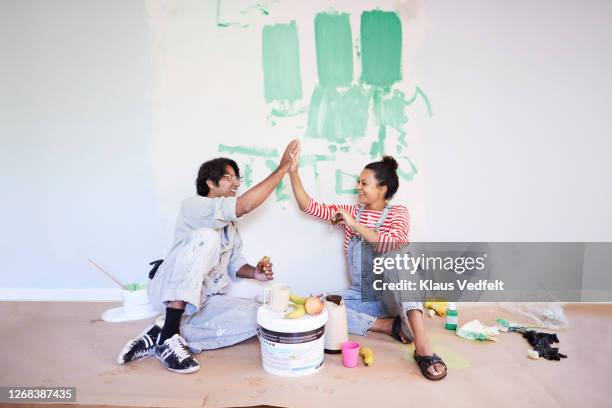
[
  {"xmin": 172, "ymin": 195, "xmax": 247, "ymax": 284},
  {"xmin": 303, "ymin": 198, "xmax": 410, "ymax": 254}
]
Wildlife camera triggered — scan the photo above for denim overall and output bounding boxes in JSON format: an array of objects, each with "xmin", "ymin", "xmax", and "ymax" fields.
[{"xmin": 334, "ymin": 205, "xmax": 423, "ymax": 339}]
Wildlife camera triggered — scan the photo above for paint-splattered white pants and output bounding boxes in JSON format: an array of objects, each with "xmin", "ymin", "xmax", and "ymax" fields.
[
  {"xmin": 179, "ymin": 294, "xmax": 259, "ymax": 352},
  {"xmin": 148, "ymin": 227, "xmax": 259, "ymax": 352}
]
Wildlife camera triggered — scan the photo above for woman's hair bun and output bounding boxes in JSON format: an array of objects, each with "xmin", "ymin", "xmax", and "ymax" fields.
[{"xmin": 381, "ymin": 155, "xmax": 398, "ymax": 171}]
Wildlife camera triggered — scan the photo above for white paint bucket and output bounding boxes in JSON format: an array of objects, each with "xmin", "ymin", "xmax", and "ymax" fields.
[{"xmin": 256, "ymin": 305, "xmax": 328, "ymax": 377}]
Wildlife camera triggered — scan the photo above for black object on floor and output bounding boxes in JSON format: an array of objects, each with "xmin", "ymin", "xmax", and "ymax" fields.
[{"xmin": 522, "ymin": 330, "xmax": 568, "ymax": 361}]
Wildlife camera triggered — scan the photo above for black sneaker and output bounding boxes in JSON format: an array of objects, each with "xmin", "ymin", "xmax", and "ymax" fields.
[
  {"xmin": 117, "ymin": 324, "xmax": 161, "ymax": 364},
  {"xmin": 155, "ymin": 333, "xmax": 200, "ymax": 374}
]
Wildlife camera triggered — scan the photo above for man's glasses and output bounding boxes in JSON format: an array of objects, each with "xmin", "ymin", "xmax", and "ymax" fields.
[{"xmin": 222, "ymin": 174, "xmax": 243, "ymax": 183}]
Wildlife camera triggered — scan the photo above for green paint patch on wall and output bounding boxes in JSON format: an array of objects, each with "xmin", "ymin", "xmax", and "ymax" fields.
[
  {"xmin": 374, "ymin": 89, "xmax": 408, "ymax": 130},
  {"xmin": 397, "ymin": 155, "xmax": 418, "ymax": 181},
  {"xmin": 218, "ymin": 144, "xmax": 279, "ymax": 157},
  {"xmin": 244, "ymin": 164, "xmax": 253, "ymax": 187},
  {"xmin": 360, "ymin": 10, "xmax": 402, "ymax": 89},
  {"xmin": 265, "ymin": 159, "xmax": 290, "ymax": 201},
  {"xmin": 405, "ymin": 86, "xmax": 433, "ymax": 117},
  {"xmin": 306, "ymin": 85, "xmax": 372, "ymax": 143},
  {"xmin": 335, "ymin": 169, "xmax": 358, "ymax": 195},
  {"xmin": 299, "ymin": 154, "xmax": 336, "ymax": 167},
  {"xmin": 262, "ymin": 21, "xmax": 302, "ymax": 103},
  {"xmin": 369, "ymin": 125, "xmax": 387, "ymax": 159},
  {"xmin": 314, "ymin": 12, "xmax": 353, "ymax": 87}
]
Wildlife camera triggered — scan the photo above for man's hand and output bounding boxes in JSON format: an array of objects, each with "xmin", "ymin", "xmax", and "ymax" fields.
[
  {"xmin": 279, "ymin": 139, "xmax": 300, "ymax": 173},
  {"xmin": 253, "ymin": 261, "xmax": 273, "ymax": 281},
  {"xmin": 254, "ymin": 256, "xmax": 273, "ymax": 281}
]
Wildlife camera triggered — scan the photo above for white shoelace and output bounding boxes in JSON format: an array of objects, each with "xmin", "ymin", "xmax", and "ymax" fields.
[{"xmin": 166, "ymin": 335, "xmax": 191, "ymax": 362}]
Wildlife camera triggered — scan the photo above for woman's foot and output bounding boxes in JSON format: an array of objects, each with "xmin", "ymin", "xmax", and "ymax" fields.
[
  {"xmin": 370, "ymin": 317, "xmax": 411, "ymax": 343},
  {"xmin": 413, "ymin": 338, "xmax": 447, "ymax": 379},
  {"xmin": 413, "ymin": 351, "xmax": 447, "ymax": 381}
]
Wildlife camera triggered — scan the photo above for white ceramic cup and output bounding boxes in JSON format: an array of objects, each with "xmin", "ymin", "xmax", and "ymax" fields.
[{"xmin": 263, "ymin": 283, "xmax": 290, "ymax": 312}]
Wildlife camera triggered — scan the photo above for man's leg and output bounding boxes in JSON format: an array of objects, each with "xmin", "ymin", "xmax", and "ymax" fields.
[
  {"xmin": 180, "ymin": 295, "xmax": 259, "ymax": 352},
  {"xmin": 119, "ymin": 228, "xmax": 220, "ymax": 373}
]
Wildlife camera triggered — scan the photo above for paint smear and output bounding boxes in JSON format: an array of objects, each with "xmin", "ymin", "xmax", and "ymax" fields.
[
  {"xmin": 244, "ymin": 163, "xmax": 253, "ymax": 187},
  {"xmin": 270, "ymin": 105, "xmax": 307, "ymax": 118},
  {"xmin": 265, "ymin": 159, "xmax": 290, "ymax": 201},
  {"xmin": 216, "ymin": 0, "xmax": 272, "ymax": 28},
  {"xmin": 299, "ymin": 154, "xmax": 336, "ymax": 180},
  {"xmin": 372, "ymin": 87, "xmax": 433, "ymax": 150},
  {"xmin": 314, "ymin": 12, "xmax": 353, "ymax": 87},
  {"xmin": 360, "ymin": 10, "xmax": 402, "ymax": 89},
  {"xmin": 299, "ymin": 154, "xmax": 335, "ymax": 167},
  {"xmin": 401, "ymin": 341, "xmax": 471, "ymax": 369},
  {"xmin": 397, "ymin": 155, "xmax": 418, "ymax": 181},
  {"xmin": 335, "ymin": 169, "xmax": 358, "ymax": 195},
  {"xmin": 369, "ymin": 125, "xmax": 387, "ymax": 159},
  {"xmin": 262, "ymin": 21, "xmax": 302, "ymax": 103},
  {"xmin": 405, "ymin": 86, "xmax": 433, "ymax": 116},
  {"xmin": 306, "ymin": 85, "xmax": 372, "ymax": 143},
  {"xmin": 218, "ymin": 144, "xmax": 279, "ymax": 157}
]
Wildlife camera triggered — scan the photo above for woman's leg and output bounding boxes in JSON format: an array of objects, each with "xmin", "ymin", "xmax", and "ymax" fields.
[
  {"xmin": 381, "ymin": 254, "xmax": 447, "ymax": 378},
  {"xmin": 333, "ymin": 289, "xmax": 389, "ymax": 336}
]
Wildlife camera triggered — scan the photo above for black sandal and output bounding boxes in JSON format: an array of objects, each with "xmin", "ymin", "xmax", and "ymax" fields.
[
  {"xmin": 413, "ymin": 351, "xmax": 448, "ymax": 381},
  {"xmin": 391, "ymin": 316, "xmax": 411, "ymax": 344}
]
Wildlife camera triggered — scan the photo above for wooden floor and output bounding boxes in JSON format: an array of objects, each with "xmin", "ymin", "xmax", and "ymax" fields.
[{"xmin": 1, "ymin": 302, "xmax": 611, "ymax": 408}]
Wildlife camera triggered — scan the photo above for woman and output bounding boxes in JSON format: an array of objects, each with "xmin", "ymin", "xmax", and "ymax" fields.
[{"xmin": 289, "ymin": 149, "xmax": 447, "ymax": 381}]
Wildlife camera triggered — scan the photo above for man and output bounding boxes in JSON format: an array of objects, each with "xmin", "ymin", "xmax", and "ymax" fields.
[{"xmin": 117, "ymin": 139, "xmax": 299, "ymax": 374}]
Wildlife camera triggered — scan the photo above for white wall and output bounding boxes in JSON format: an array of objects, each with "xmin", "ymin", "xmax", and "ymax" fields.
[
  {"xmin": 0, "ymin": 0, "xmax": 165, "ymax": 298},
  {"xmin": 1, "ymin": 0, "xmax": 611, "ymax": 300},
  {"xmin": 421, "ymin": 0, "xmax": 612, "ymax": 241}
]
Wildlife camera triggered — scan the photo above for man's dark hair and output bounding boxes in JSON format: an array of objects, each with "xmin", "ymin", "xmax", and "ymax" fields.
[{"xmin": 195, "ymin": 157, "xmax": 240, "ymax": 197}]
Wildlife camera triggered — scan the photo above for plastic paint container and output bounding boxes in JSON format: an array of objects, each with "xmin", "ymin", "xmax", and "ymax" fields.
[
  {"xmin": 256, "ymin": 305, "xmax": 328, "ymax": 377},
  {"xmin": 445, "ymin": 303, "xmax": 458, "ymax": 330}
]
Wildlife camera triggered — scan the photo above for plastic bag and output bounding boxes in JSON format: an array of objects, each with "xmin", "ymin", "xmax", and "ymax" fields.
[
  {"xmin": 498, "ymin": 302, "xmax": 569, "ymax": 330},
  {"xmin": 456, "ymin": 320, "xmax": 499, "ymax": 341}
]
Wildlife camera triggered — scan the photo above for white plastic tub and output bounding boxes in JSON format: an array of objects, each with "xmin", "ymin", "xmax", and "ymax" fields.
[{"xmin": 256, "ymin": 305, "xmax": 328, "ymax": 377}]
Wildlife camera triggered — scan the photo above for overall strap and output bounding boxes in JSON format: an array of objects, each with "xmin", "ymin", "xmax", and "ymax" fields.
[
  {"xmin": 374, "ymin": 205, "xmax": 393, "ymax": 230},
  {"xmin": 355, "ymin": 205, "xmax": 365, "ymax": 222}
]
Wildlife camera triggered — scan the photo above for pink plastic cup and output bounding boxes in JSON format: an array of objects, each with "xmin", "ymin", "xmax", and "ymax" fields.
[{"xmin": 341, "ymin": 341, "xmax": 360, "ymax": 368}]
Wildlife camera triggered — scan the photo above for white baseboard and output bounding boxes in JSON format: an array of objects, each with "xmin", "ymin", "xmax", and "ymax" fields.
[{"xmin": 0, "ymin": 288, "xmax": 121, "ymax": 301}]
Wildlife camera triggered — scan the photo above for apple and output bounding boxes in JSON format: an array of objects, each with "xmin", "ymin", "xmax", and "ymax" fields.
[{"xmin": 305, "ymin": 296, "xmax": 324, "ymax": 315}]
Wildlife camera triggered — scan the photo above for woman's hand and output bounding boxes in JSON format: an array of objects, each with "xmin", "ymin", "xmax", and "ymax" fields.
[
  {"xmin": 336, "ymin": 209, "xmax": 357, "ymax": 229},
  {"xmin": 279, "ymin": 139, "xmax": 299, "ymax": 173},
  {"xmin": 289, "ymin": 141, "xmax": 300, "ymax": 173}
]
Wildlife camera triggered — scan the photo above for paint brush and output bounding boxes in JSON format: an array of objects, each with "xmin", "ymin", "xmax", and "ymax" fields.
[{"xmin": 88, "ymin": 259, "xmax": 128, "ymax": 290}]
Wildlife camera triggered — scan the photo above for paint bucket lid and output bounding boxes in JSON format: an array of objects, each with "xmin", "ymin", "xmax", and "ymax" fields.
[
  {"xmin": 257, "ymin": 305, "xmax": 328, "ymax": 333},
  {"xmin": 101, "ymin": 303, "xmax": 160, "ymax": 323}
]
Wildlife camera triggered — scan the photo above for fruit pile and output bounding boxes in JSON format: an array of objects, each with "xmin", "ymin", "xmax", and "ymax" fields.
[{"xmin": 285, "ymin": 293, "xmax": 324, "ymax": 319}]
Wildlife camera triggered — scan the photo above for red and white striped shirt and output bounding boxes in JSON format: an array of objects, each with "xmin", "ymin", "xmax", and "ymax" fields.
[{"xmin": 303, "ymin": 198, "xmax": 410, "ymax": 254}]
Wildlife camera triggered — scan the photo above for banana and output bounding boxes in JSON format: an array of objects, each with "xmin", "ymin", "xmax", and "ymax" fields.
[
  {"xmin": 359, "ymin": 347, "xmax": 374, "ymax": 366},
  {"xmin": 285, "ymin": 304, "xmax": 306, "ymax": 319},
  {"xmin": 289, "ymin": 293, "xmax": 307, "ymax": 305}
]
